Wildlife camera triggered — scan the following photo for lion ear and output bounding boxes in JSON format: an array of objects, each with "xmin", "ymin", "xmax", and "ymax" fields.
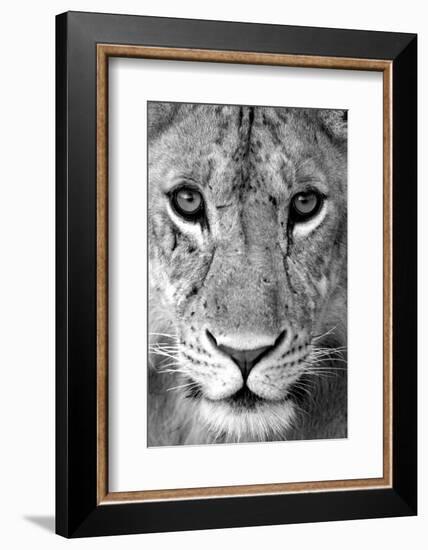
[
  {"xmin": 318, "ymin": 109, "xmax": 348, "ymax": 141},
  {"xmin": 147, "ymin": 102, "xmax": 181, "ymax": 141}
]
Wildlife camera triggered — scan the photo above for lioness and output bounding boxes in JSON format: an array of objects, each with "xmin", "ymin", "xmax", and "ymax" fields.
[{"xmin": 148, "ymin": 103, "xmax": 347, "ymax": 445}]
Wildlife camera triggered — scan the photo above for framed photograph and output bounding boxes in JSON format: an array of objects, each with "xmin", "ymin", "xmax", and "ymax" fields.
[{"xmin": 56, "ymin": 11, "xmax": 417, "ymax": 538}]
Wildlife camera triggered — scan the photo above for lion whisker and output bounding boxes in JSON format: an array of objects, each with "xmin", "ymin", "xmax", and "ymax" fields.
[
  {"xmin": 149, "ymin": 349, "xmax": 179, "ymax": 361},
  {"xmin": 149, "ymin": 332, "xmax": 179, "ymax": 340},
  {"xmin": 166, "ymin": 381, "xmax": 199, "ymax": 392},
  {"xmin": 312, "ymin": 325, "xmax": 339, "ymax": 341}
]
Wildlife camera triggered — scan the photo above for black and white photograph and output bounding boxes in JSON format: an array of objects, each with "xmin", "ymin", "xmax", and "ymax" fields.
[{"xmin": 147, "ymin": 102, "xmax": 348, "ymax": 446}]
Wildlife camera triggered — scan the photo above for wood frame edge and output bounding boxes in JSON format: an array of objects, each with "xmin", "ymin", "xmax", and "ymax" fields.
[
  {"xmin": 97, "ymin": 45, "xmax": 109, "ymax": 504},
  {"xmin": 96, "ymin": 44, "xmax": 393, "ymax": 504},
  {"xmin": 98, "ymin": 44, "xmax": 391, "ymax": 71}
]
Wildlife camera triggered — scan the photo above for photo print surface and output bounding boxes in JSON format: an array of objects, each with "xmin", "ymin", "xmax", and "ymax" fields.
[{"xmin": 148, "ymin": 102, "xmax": 347, "ymax": 447}]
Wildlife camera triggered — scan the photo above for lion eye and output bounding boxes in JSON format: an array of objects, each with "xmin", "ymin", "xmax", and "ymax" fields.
[
  {"xmin": 290, "ymin": 190, "xmax": 323, "ymax": 222},
  {"xmin": 170, "ymin": 186, "xmax": 204, "ymax": 221}
]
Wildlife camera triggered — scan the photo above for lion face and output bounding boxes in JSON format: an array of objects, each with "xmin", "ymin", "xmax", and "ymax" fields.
[{"xmin": 148, "ymin": 103, "xmax": 347, "ymax": 442}]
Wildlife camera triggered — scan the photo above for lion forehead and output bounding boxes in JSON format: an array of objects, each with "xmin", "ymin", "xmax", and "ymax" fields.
[{"xmin": 150, "ymin": 105, "xmax": 346, "ymax": 197}]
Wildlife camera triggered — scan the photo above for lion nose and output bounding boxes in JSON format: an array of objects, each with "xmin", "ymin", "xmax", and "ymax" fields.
[
  {"xmin": 217, "ymin": 344, "xmax": 272, "ymax": 380},
  {"xmin": 206, "ymin": 330, "xmax": 286, "ymax": 381}
]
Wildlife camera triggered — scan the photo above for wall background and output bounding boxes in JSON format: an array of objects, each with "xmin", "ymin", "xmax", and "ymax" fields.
[{"xmin": 0, "ymin": 1, "xmax": 424, "ymax": 548}]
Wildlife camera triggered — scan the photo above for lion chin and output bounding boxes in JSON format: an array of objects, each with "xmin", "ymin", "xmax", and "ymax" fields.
[{"xmin": 196, "ymin": 390, "xmax": 296, "ymax": 443}]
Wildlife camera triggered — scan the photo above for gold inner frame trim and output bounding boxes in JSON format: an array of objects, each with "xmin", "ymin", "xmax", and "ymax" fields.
[{"xmin": 96, "ymin": 44, "xmax": 393, "ymax": 505}]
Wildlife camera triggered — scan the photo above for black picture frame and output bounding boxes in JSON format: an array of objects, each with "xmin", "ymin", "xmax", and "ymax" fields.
[{"xmin": 56, "ymin": 10, "xmax": 417, "ymax": 538}]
